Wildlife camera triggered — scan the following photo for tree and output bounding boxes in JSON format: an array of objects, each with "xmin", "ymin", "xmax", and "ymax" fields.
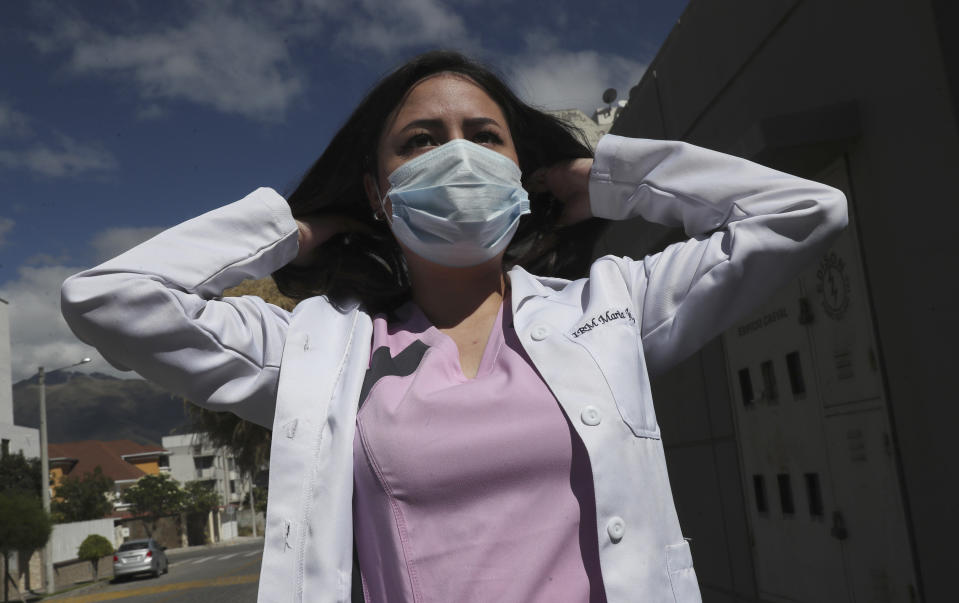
[
  {"xmin": 77, "ymin": 534, "xmax": 113, "ymax": 581},
  {"xmin": 251, "ymin": 485, "xmax": 268, "ymax": 514},
  {"xmin": 182, "ymin": 481, "xmax": 220, "ymax": 515},
  {"xmin": 0, "ymin": 492, "xmax": 52, "ymax": 602},
  {"xmin": 121, "ymin": 474, "xmax": 185, "ymax": 538},
  {"xmin": 0, "ymin": 453, "xmax": 42, "ymax": 499},
  {"xmin": 222, "ymin": 277, "xmax": 296, "ymax": 311},
  {"xmin": 52, "ymin": 466, "xmax": 114, "ymax": 523}
]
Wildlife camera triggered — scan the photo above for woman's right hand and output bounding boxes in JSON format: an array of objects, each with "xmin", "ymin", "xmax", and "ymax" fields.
[
  {"xmin": 527, "ymin": 158, "xmax": 594, "ymax": 226},
  {"xmin": 292, "ymin": 214, "xmax": 371, "ymax": 266}
]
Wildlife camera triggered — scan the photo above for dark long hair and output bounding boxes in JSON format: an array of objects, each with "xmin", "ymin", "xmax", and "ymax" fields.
[{"xmin": 272, "ymin": 50, "xmax": 604, "ymax": 314}]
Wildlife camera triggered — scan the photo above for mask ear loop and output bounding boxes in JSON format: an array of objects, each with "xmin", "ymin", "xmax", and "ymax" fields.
[{"xmin": 371, "ymin": 180, "xmax": 392, "ymax": 225}]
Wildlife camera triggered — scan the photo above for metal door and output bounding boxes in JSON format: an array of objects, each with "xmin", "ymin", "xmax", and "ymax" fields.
[{"xmin": 721, "ymin": 157, "xmax": 917, "ymax": 602}]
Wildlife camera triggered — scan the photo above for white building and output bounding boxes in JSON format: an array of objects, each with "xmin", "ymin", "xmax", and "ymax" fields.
[
  {"xmin": 548, "ymin": 108, "xmax": 608, "ymax": 150},
  {"xmin": 0, "ymin": 297, "xmax": 40, "ymax": 458},
  {"xmin": 592, "ymin": 99, "xmax": 628, "ymax": 128},
  {"xmin": 161, "ymin": 433, "xmax": 250, "ymax": 508},
  {"xmin": 548, "ymin": 100, "xmax": 628, "ymax": 152}
]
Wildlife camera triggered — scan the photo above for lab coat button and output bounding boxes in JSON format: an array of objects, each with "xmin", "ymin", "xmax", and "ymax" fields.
[
  {"xmin": 530, "ymin": 325, "xmax": 549, "ymax": 341},
  {"xmin": 581, "ymin": 406, "xmax": 601, "ymax": 426},
  {"xmin": 607, "ymin": 517, "xmax": 625, "ymax": 543}
]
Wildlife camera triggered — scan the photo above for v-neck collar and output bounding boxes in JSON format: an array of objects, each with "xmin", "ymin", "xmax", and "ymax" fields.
[{"xmin": 399, "ymin": 295, "xmax": 507, "ymax": 382}]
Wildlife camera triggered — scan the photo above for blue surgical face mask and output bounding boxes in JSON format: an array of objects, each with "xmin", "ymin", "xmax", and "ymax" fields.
[{"xmin": 376, "ymin": 138, "xmax": 530, "ymax": 267}]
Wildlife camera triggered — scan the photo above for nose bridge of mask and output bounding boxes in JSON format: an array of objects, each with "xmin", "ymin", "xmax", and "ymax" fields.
[{"xmin": 387, "ymin": 138, "xmax": 520, "ymax": 189}]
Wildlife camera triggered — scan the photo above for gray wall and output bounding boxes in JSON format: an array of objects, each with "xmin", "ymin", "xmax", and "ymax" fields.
[
  {"xmin": 602, "ymin": 0, "xmax": 957, "ymax": 601},
  {"xmin": 50, "ymin": 517, "xmax": 118, "ymax": 563}
]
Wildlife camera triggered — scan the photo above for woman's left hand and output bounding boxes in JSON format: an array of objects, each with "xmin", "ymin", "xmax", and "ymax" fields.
[{"xmin": 527, "ymin": 158, "xmax": 594, "ymax": 226}]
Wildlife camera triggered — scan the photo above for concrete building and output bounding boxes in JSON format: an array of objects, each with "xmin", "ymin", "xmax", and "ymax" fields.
[
  {"xmin": 161, "ymin": 433, "xmax": 250, "ymax": 508},
  {"xmin": 593, "ymin": 1, "xmax": 956, "ymax": 602},
  {"xmin": 162, "ymin": 433, "xmax": 252, "ymax": 542},
  {"xmin": 0, "ymin": 297, "xmax": 40, "ymax": 458},
  {"xmin": 593, "ymin": 99, "xmax": 628, "ymax": 129},
  {"xmin": 550, "ymin": 108, "xmax": 608, "ymax": 149},
  {"xmin": 549, "ymin": 100, "xmax": 629, "ymax": 151}
]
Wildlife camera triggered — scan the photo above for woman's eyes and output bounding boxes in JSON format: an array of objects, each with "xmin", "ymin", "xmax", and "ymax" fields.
[
  {"xmin": 401, "ymin": 130, "xmax": 503, "ymax": 153},
  {"xmin": 472, "ymin": 130, "xmax": 503, "ymax": 145},
  {"xmin": 408, "ymin": 133, "xmax": 434, "ymax": 148}
]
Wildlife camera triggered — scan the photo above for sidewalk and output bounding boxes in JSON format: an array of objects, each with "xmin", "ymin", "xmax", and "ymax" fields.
[{"xmin": 165, "ymin": 535, "xmax": 264, "ymax": 557}]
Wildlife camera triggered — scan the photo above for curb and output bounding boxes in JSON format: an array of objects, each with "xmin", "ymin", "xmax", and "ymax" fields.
[{"xmin": 32, "ymin": 577, "xmax": 112, "ymax": 600}]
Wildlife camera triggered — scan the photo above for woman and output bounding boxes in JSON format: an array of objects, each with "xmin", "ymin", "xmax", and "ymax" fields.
[{"xmin": 61, "ymin": 51, "xmax": 847, "ymax": 602}]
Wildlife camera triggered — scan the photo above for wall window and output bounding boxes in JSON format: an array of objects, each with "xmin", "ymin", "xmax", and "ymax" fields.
[
  {"xmin": 753, "ymin": 474, "xmax": 768, "ymax": 514},
  {"xmin": 777, "ymin": 473, "xmax": 795, "ymax": 515},
  {"xmin": 194, "ymin": 456, "xmax": 214, "ymax": 470},
  {"xmin": 805, "ymin": 473, "xmax": 824, "ymax": 517},
  {"xmin": 738, "ymin": 368, "xmax": 755, "ymax": 407},
  {"xmin": 786, "ymin": 351, "xmax": 806, "ymax": 398},
  {"xmin": 760, "ymin": 360, "xmax": 778, "ymax": 403}
]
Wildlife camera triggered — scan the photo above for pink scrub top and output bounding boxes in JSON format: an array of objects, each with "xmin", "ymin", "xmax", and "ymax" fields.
[{"xmin": 352, "ymin": 297, "xmax": 607, "ymax": 602}]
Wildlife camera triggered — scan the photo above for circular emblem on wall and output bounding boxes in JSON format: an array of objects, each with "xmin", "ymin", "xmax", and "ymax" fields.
[{"xmin": 816, "ymin": 251, "xmax": 851, "ymax": 320}]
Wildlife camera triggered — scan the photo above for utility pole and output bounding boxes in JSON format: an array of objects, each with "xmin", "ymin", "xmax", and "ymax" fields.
[
  {"xmin": 218, "ymin": 447, "xmax": 229, "ymax": 541},
  {"xmin": 37, "ymin": 358, "xmax": 90, "ymax": 595},
  {"xmin": 38, "ymin": 366, "xmax": 54, "ymax": 596},
  {"xmin": 248, "ymin": 472, "xmax": 257, "ymax": 538}
]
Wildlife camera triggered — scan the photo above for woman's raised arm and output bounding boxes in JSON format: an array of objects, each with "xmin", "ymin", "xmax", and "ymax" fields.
[
  {"xmin": 587, "ymin": 134, "xmax": 848, "ymax": 375},
  {"xmin": 61, "ymin": 188, "xmax": 302, "ymax": 428}
]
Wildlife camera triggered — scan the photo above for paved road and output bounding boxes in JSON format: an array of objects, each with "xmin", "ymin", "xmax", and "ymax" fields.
[{"xmin": 51, "ymin": 540, "xmax": 264, "ymax": 603}]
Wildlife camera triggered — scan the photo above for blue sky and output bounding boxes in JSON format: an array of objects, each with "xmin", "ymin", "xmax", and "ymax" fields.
[{"xmin": 0, "ymin": 0, "xmax": 687, "ymax": 382}]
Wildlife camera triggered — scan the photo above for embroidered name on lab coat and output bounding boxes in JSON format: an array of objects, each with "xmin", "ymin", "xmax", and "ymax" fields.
[{"xmin": 570, "ymin": 307, "xmax": 636, "ymax": 338}]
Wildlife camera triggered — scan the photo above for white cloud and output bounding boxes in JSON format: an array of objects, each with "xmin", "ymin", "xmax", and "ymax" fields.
[
  {"xmin": 506, "ymin": 35, "xmax": 647, "ymax": 112},
  {"xmin": 0, "ymin": 102, "xmax": 117, "ymax": 177},
  {"xmin": 0, "ymin": 264, "xmax": 120, "ymax": 382},
  {"xmin": 24, "ymin": 252, "xmax": 73, "ymax": 267},
  {"xmin": 334, "ymin": 0, "xmax": 474, "ymax": 54},
  {"xmin": 136, "ymin": 104, "xmax": 166, "ymax": 121},
  {"xmin": 42, "ymin": 9, "xmax": 304, "ymax": 121},
  {"xmin": 0, "ymin": 218, "xmax": 12, "ymax": 247},
  {"xmin": 0, "ymin": 103, "xmax": 32, "ymax": 138},
  {"xmin": 0, "ymin": 134, "xmax": 117, "ymax": 177},
  {"xmin": 0, "ymin": 223, "xmax": 166, "ymax": 383},
  {"xmin": 29, "ymin": 0, "xmax": 481, "ymax": 121},
  {"xmin": 24, "ymin": 2, "xmax": 647, "ymax": 122},
  {"xmin": 90, "ymin": 226, "xmax": 166, "ymax": 263}
]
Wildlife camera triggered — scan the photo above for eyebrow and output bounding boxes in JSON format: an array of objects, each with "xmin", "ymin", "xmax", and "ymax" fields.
[{"xmin": 399, "ymin": 117, "xmax": 502, "ymax": 133}]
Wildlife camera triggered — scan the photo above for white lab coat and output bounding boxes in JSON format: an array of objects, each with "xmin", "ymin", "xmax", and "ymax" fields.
[{"xmin": 61, "ymin": 135, "xmax": 847, "ymax": 602}]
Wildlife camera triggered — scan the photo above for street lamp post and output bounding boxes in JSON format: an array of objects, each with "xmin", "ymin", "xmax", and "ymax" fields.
[
  {"xmin": 248, "ymin": 472, "xmax": 257, "ymax": 538},
  {"xmin": 38, "ymin": 357, "xmax": 91, "ymax": 595}
]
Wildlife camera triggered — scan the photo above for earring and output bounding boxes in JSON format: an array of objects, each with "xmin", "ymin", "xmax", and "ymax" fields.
[{"xmin": 373, "ymin": 209, "xmax": 387, "ymax": 222}]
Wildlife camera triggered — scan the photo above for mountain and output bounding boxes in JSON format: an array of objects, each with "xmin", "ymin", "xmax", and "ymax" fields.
[
  {"xmin": 10, "ymin": 280, "xmax": 285, "ymax": 447},
  {"xmin": 12, "ymin": 371, "xmax": 192, "ymax": 446}
]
